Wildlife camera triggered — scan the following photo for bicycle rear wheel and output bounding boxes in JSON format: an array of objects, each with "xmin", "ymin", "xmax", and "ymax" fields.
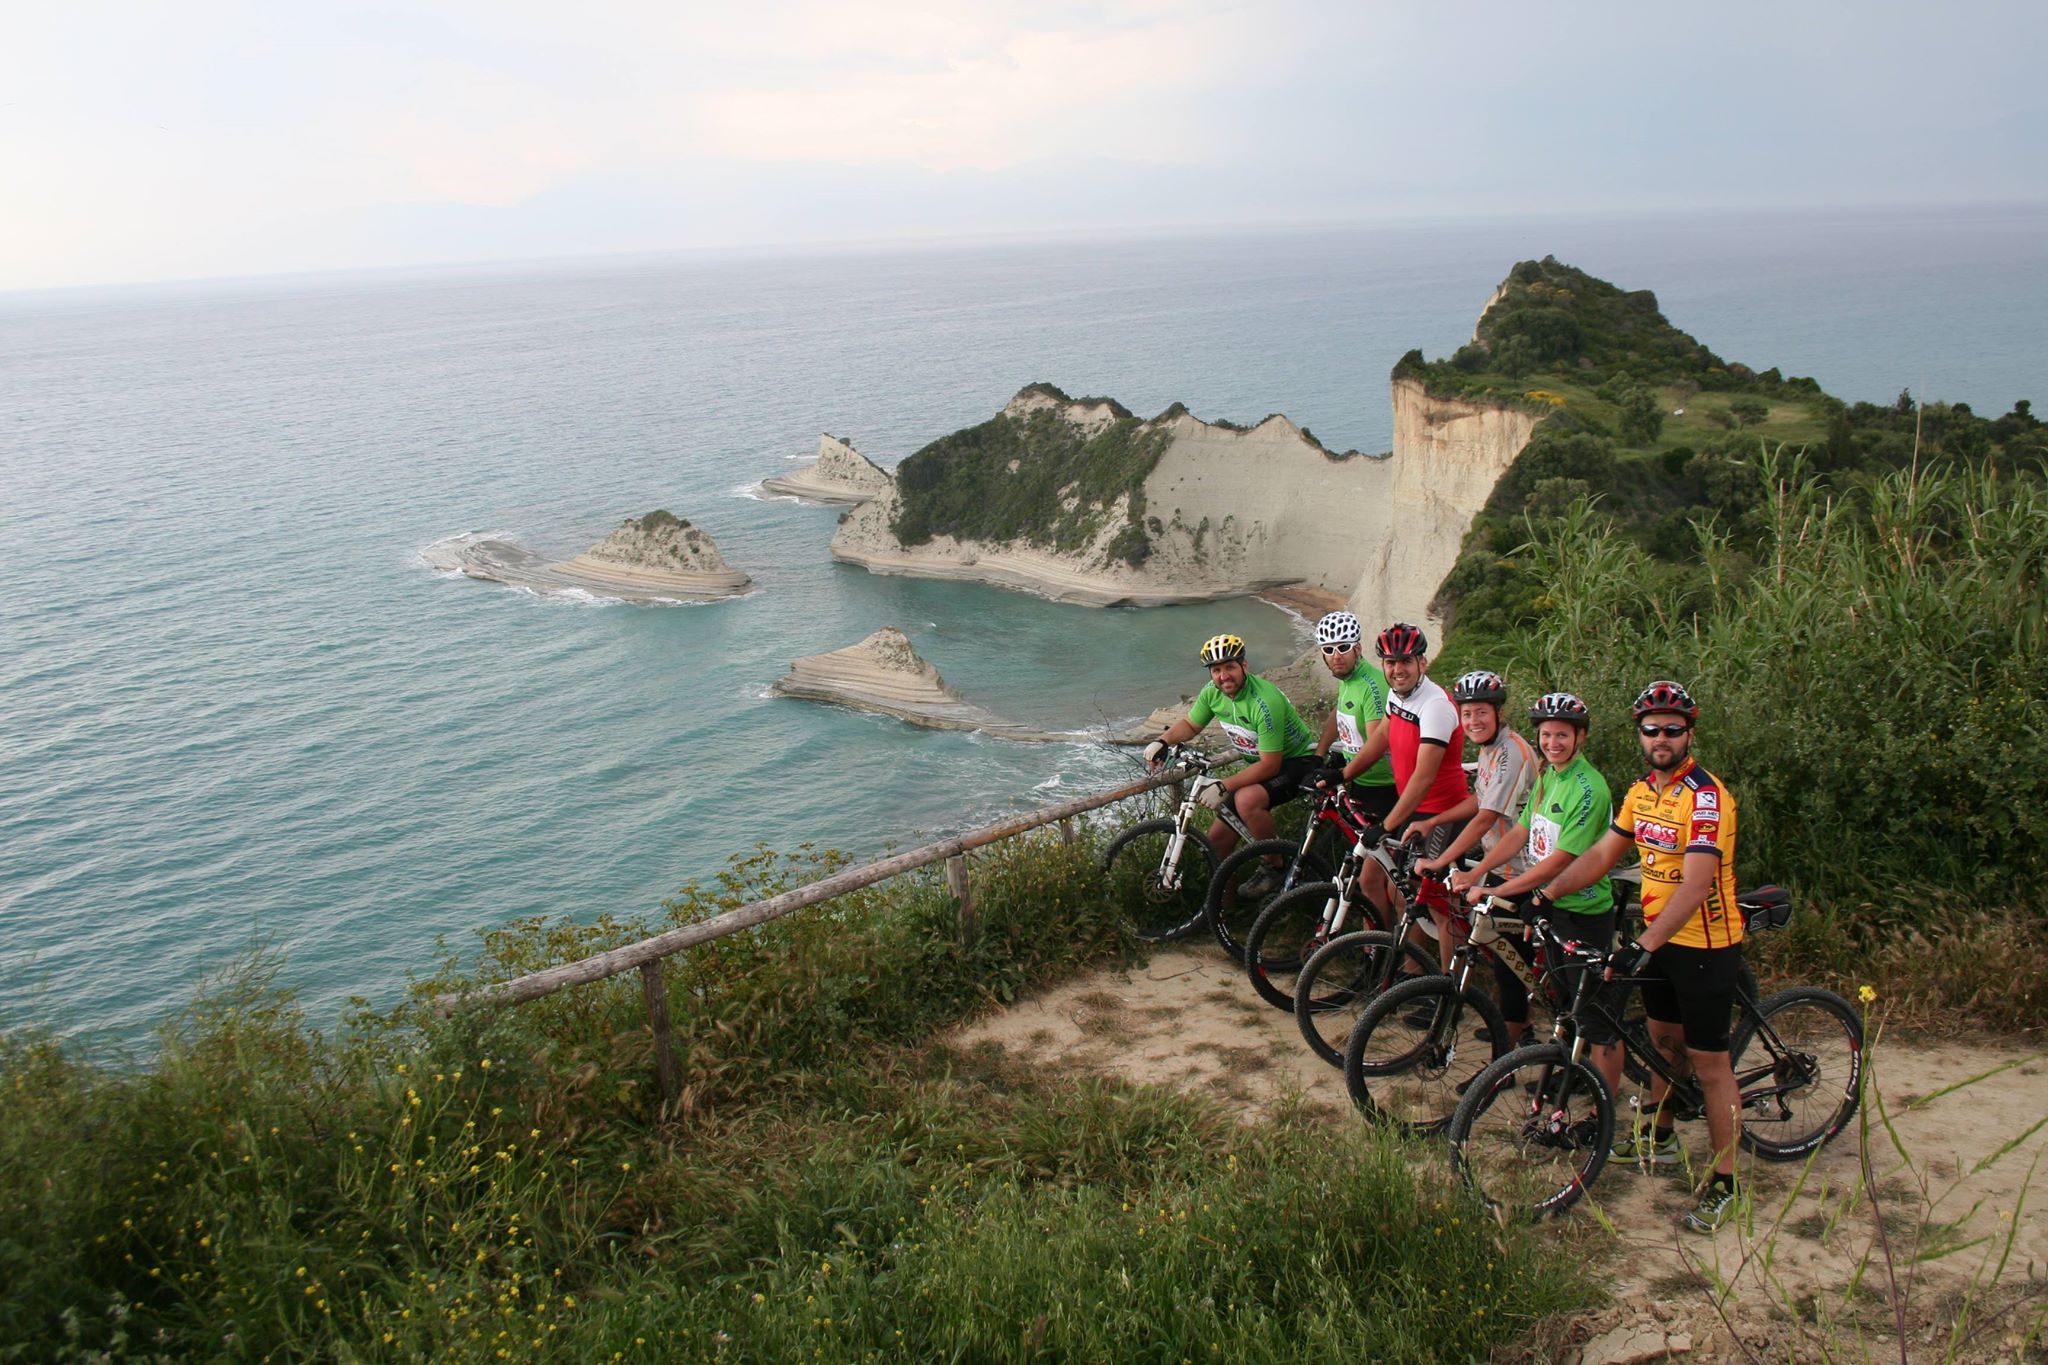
[
  {"xmin": 1731, "ymin": 986, "xmax": 1865, "ymax": 1161},
  {"xmin": 1208, "ymin": 838, "xmax": 1335, "ymax": 960},
  {"xmin": 1243, "ymin": 882, "xmax": 1345, "ymax": 1011},
  {"xmin": 1294, "ymin": 931, "xmax": 1436, "ymax": 1067},
  {"xmin": 1447, "ymin": 1044, "xmax": 1613, "ymax": 1221},
  {"xmin": 1344, "ymin": 974, "xmax": 1509, "ymax": 1132},
  {"xmin": 1102, "ymin": 818, "xmax": 1218, "ymax": 942}
]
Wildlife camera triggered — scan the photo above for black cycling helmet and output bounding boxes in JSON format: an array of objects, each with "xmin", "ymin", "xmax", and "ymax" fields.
[
  {"xmin": 1631, "ymin": 679, "xmax": 1700, "ymax": 723},
  {"xmin": 1451, "ymin": 670, "xmax": 1508, "ymax": 706},
  {"xmin": 1529, "ymin": 691, "xmax": 1591, "ymax": 729},
  {"xmin": 1198, "ymin": 633, "xmax": 1247, "ymax": 666},
  {"xmin": 1374, "ymin": 622, "xmax": 1428, "ymax": 660}
]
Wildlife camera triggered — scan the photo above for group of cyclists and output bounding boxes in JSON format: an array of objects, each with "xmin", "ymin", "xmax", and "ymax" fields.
[{"xmin": 1142, "ymin": 614, "xmax": 1748, "ymax": 1234}]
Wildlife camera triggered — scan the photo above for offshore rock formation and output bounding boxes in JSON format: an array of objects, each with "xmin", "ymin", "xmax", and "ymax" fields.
[
  {"xmin": 422, "ymin": 511, "xmax": 751, "ymax": 603},
  {"xmin": 830, "ymin": 380, "xmax": 1538, "ymax": 630},
  {"xmin": 761, "ymin": 434, "xmax": 892, "ymax": 504},
  {"xmin": 772, "ymin": 627, "xmax": 1150, "ymax": 744}
]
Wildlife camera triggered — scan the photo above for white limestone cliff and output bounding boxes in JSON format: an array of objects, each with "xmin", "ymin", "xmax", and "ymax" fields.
[
  {"xmin": 761, "ymin": 434, "xmax": 893, "ymax": 504},
  {"xmin": 829, "ymin": 379, "xmax": 1540, "ymax": 632}
]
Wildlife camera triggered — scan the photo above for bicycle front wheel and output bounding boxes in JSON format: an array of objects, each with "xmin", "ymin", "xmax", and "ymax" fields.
[
  {"xmin": 1294, "ymin": 930, "xmax": 1436, "ymax": 1067},
  {"xmin": 1447, "ymin": 1044, "xmax": 1614, "ymax": 1221},
  {"xmin": 1344, "ymin": 974, "xmax": 1509, "ymax": 1132},
  {"xmin": 1243, "ymin": 882, "xmax": 1344, "ymax": 1011},
  {"xmin": 1208, "ymin": 838, "xmax": 1335, "ymax": 961},
  {"xmin": 1102, "ymin": 818, "xmax": 1218, "ymax": 942},
  {"xmin": 1731, "ymin": 986, "xmax": 1865, "ymax": 1161}
]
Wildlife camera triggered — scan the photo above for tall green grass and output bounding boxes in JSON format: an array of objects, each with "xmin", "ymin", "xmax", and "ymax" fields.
[
  {"xmin": 2, "ymin": 830, "xmax": 1593, "ymax": 1361},
  {"xmin": 1487, "ymin": 452, "xmax": 2048, "ymax": 1022}
]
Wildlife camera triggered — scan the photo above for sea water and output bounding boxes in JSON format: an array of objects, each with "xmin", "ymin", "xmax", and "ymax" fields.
[{"xmin": 3, "ymin": 205, "xmax": 2044, "ymax": 1047}]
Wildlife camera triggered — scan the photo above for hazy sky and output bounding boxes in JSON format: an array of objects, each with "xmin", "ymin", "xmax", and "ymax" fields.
[{"xmin": 5, "ymin": 0, "xmax": 2045, "ymax": 290}]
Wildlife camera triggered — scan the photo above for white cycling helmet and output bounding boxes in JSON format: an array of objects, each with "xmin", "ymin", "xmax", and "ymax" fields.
[{"xmin": 1314, "ymin": 611, "xmax": 1363, "ymax": 649}]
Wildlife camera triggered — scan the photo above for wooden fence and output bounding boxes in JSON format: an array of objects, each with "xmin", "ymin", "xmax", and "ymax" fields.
[{"xmin": 436, "ymin": 765, "xmax": 1192, "ymax": 1104}]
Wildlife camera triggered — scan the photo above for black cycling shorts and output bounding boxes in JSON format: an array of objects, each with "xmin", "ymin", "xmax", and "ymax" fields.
[
  {"xmin": 1639, "ymin": 943, "xmax": 1746, "ymax": 1052},
  {"xmin": 1493, "ymin": 902, "xmax": 1619, "ymax": 1039},
  {"xmin": 1347, "ymin": 782, "xmax": 1398, "ymax": 822},
  {"xmin": 1225, "ymin": 754, "xmax": 1319, "ymax": 816},
  {"xmin": 1390, "ymin": 814, "xmax": 1456, "ymax": 863}
]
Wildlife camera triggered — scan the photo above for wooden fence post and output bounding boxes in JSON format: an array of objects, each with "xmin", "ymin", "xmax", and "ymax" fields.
[
  {"xmin": 640, "ymin": 960, "xmax": 680, "ymax": 1111},
  {"xmin": 946, "ymin": 852, "xmax": 976, "ymax": 946}
]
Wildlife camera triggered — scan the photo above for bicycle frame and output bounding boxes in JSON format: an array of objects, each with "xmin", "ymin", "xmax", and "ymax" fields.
[
  {"xmin": 1296, "ymin": 818, "xmax": 1452, "ymax": 956},
  {"xmin": 1146, "ymin": 747, "xmax": 1256, "ymax": 893},
  {"xmin": 1524, "ymin": 914, "xmax": 1816, "ymax": 1123}
]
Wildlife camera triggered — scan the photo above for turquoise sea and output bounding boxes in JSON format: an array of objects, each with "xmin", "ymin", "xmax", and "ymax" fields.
[{"xmin": 4, "ymin": 205, "xmax": 2045, "ymax": 1047}]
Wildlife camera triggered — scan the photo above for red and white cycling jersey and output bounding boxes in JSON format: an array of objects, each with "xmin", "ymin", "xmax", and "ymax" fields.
[{"xmin": 1386, "ymin": 675, "xmax": 1470, "ymax": 815}]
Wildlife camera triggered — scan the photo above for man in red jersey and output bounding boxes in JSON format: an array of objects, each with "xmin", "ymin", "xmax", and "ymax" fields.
[{"xmin": 1337, "ymin": 622, "xmax": 1475, "ymax": 963}]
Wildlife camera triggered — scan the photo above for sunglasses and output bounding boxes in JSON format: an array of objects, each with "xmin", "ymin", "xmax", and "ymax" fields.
[
  {"xmin": 1638, "ymin": 722, "xmax": 1691, "ymax": 738},
  {"xmin": 1319, "ymin": 642, "xmax": 1357, "ymax": 655}
]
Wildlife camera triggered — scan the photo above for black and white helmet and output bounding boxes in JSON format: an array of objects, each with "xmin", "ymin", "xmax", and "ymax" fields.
[
  {"xmin": 1451, "ymin": 670, "xmax": 1509, "ymax": 705},
  {"xmin": 1314, "ymin": 611, "xmax": 1362, "ymax": 650},
  {"xmin": 1528, "ymin": 692, "xmax": 1591, "ymax": 729}
]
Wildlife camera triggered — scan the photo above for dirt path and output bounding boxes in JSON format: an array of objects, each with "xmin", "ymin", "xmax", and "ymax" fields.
[{"xmin": 953, "ymin": 946, "xmax": 2048, "ymax": 1364}]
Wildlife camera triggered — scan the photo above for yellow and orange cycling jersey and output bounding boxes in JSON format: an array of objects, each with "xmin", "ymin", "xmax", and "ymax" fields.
[{"xmin": 1610, "ymin": 756, "xmax": 1743, "ymax": 949}]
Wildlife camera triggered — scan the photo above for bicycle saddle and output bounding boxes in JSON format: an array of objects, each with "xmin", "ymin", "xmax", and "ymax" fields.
[{"xmin": 1735, "ymin": 884, "xmax": 1792, "ymax": 931}]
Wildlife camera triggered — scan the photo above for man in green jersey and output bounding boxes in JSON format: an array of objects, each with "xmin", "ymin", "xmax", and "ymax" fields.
[
  {"xmin": 1309, "ymin": 611, "xmax": 1399, "ymax": 822},
  {"xmin": 1145, "ymin": 633, "xmax": 1319, "ymax": 888},
  {"xmin": 1453, "ymin": 691, "xmax": 1616, "ymax": 1045}
]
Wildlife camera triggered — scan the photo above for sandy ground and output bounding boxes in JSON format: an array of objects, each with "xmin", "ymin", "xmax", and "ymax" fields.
[{"xmin": 953, "ymin": 945, "xmax": 2048, "ymax": 1363}]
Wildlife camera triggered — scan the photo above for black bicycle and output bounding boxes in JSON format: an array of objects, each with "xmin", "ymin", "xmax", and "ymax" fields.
[
  {"xmin": 1243, "ymin": 815, "xmax": 1455, "ymax": 1013},
  {"xmin": 1288, "ymin": 841, "xmax": 1451, "ymax": 1064},
  {"xmin": 1100, "ymin": 748, "xmax": 1257, "ymax": 941},
  {"xmin": 1204, "ymin": 772, "xmax": 1373, "ymax": 960},
  {"xmin": 1445, "ymin": 888, "xmax": 1863, "ymax": 1220}
]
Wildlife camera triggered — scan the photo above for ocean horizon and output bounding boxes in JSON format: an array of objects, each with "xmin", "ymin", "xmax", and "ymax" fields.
[{"xmin": 5, "ymin": 203, "xmax": 2044, "ymax": 1050}]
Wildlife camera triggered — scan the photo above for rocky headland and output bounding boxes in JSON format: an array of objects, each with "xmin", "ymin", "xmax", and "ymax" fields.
[
  {"xmin": 423, "ymin": 511, "xmax": 751, "ymax": 603},
  {"xmin": 761, "ymin": 434, "xmax": 893, "ymax": 504},
  {"xmin": 828, "ymin": 375, "xmax": 1538, "ymax": 632},
  {"xmin": 771, "ymin": 627, "xmax": 1151, "ymax": 744}
]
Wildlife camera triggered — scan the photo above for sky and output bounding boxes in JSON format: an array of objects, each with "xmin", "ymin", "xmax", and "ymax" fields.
[{"xmin": 4, "ymin": 0, "xmax": 2045, "ymax": 291}]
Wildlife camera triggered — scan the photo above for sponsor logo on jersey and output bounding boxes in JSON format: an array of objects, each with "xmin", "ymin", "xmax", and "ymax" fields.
[
  {"xmin": 1692, "ymin": 820, "xmax": 1720, "ymax": 842},
  {"xmin": 1637, "ymin": 819, "xmax": 1681, "ymax": 850},
  {"xmin": 1694, "ymin": 789, "xmax": 1719, "ymax": 811}
]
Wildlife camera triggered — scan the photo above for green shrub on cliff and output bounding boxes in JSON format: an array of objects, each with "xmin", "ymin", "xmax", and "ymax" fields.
[
  {"xmin": 1426, "ymin": 260, "xmax": 2043, "ymax": 642},
  {"xmin": 891, "ymin": 392, "xmax": 1172, "ymax": 565}
]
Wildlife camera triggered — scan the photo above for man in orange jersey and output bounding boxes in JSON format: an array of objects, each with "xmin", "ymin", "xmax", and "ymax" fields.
[{"xmin": 1540, "ymin": 680, "xmax": 1744, "ymax": 1233}]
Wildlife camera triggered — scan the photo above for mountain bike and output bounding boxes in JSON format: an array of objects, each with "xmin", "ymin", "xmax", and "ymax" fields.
[
  {"xmin": 1289, "ymin": 846, "xmax": 1466, "ymax": 1065},
  {"xmin": 1204, "ymin": 771, "xmax": 1371, "ymax": 961},
  {"xmin": 1242, "ymin": 816, "xmax": 1455, "ymax": 1012},
  {"xmin": 1100, "ymin": 748, "xmax": 1257, "ymax": 941},
  {"xmin": 1445, "ymin": 886, "xmax": 1863, "ymax": 1220}
]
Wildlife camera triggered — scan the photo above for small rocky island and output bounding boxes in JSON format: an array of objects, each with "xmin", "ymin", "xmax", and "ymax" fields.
[
  {"xmin": 761, "ymin": 434, "xmax": 893, "ymax": 504},
  {"xmin": 422, "ymin": 510, "xmax": 752, "ymax": 603},
  {"xmin": 771, "ymin": 627, "xmax": 1150, "ymax": 743}
]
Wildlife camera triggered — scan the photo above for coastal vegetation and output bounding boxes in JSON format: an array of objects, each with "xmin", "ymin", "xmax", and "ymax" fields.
[
  {"xmin": 1415, "ymin": 258, "xmax": 2044, "ymax": 641},
  {"xmin": 1, "ymin": 834, "xmax": 1592, "ymax": 1361},
  {"xmin": 890, "ymin": 384, "xmax": 1172, "ymax": 567},
  {"xmin": 1435, "ymin": 452, "xmax": 2048, "ymax": 1026}
]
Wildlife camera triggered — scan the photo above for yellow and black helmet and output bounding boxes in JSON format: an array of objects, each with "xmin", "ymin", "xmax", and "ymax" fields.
[{"xmin": 1198, "ymin": 634, "xmax": 1247, "ymax": 666}]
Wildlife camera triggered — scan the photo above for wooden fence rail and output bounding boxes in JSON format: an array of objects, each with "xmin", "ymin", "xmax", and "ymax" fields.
[{"xmin": 436, "ymin": 764, "xmax": 1189, "ymax": 1019}]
